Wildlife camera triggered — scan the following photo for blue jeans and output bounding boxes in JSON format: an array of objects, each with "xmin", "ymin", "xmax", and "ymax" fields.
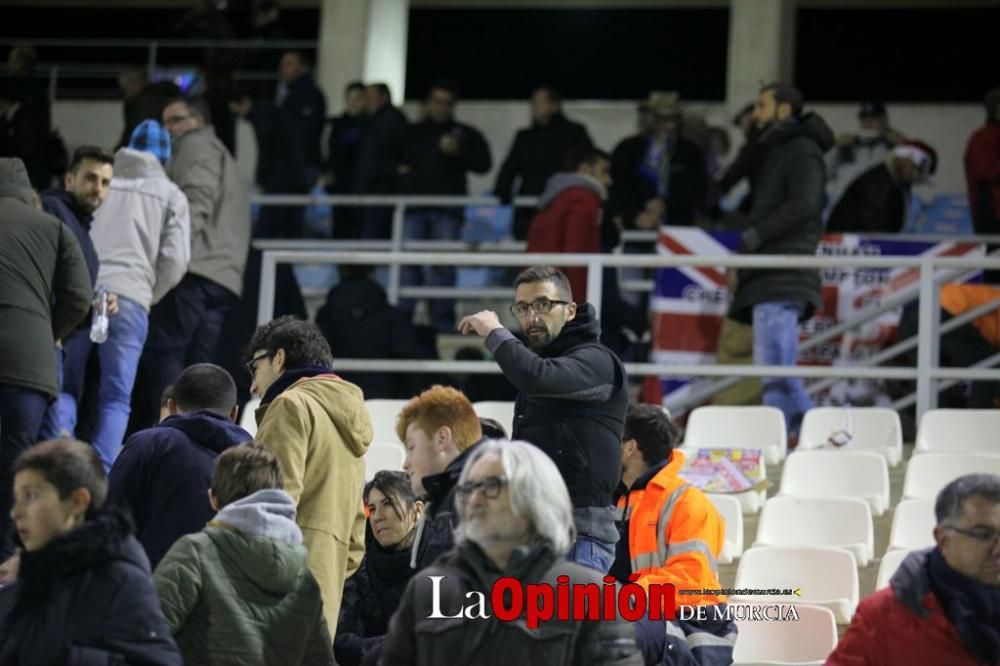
[
  {"xmin": 0, "ymin": 383, "xmax": 48, "ymax": 557},
  {"xmin": 753, "ymin": 301, "xmax": 813, "ymax": 434},
  {"xmin": 399, "ymin": 211, "xmax": 460, "ymax": 332},
  {"xmin": 568, "ymin": 535, "xmax": 616, "ymax": 574},
  {"xmin": 92, "ymin": 296, "xmax": 148, "ymax": 472},
  {"xmin": 39, "ymin": 329, "xmax": 92, "ymax": 440}
]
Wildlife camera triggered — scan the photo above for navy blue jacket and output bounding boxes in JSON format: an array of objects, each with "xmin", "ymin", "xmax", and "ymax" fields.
[
  {"xmin": 0, "ymin": 508, "xmax": 181, "ymax": 665},
  {"xmin": 108, "ymin": 410, "xmax": 250, "ymax": 569},
  {"xmin": 41, "ymin": 188, "xmax": 99, "ymax": 288}
]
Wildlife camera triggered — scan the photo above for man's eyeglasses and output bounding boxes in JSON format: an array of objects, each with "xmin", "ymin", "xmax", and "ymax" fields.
[
  {"xmin": 943, "ymin": 525, "xmax": 1000, "ymax": 546},
  {"xmin": 456, "ymin": 475, "xmax": 508, "ymax": 500},
  {"xmin": 246, "ymin": 351, "xmax": 275, "ymax": 376},
  {"xmin": 509, "ymin": 298, "xmax": 570, "ymax": 318}
]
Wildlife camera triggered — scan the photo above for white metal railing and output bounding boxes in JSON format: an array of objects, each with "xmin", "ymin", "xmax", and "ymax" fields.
[{"xmin": 257, "ymin": 247, "xmax": 1000, "ymax": 421}]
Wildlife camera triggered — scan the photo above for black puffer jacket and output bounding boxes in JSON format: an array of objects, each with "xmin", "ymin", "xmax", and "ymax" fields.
[
  {"xmin": 487, "ymin": 304, "xmax": 628, "ymax": 510},
  {"xmin": 408, "ymin": 441, "xmax": 482, "ymax": 572},
  {"xmin": 380, "ymin": 540, "xmax": 642, "ymax": 666},
  {"xmin": 729, "ymin": 112, "xmax": 835, "ymax": 323},
  {"xmin": 0, "ymin": 508, "xmax": 181, "ymax": 665}
]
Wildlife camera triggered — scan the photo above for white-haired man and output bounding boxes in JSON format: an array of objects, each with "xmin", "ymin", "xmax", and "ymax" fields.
[{"xmin": 380, "ymin": 439, "xmax": 641, "ymax": 666}]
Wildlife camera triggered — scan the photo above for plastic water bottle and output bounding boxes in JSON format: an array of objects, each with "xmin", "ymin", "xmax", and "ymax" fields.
[{"xmin": 90, "ymin": 286, "xmax": 109, "ymax": 344}]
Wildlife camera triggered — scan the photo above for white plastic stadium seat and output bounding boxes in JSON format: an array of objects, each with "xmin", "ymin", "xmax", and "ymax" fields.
[
  {"xmin": 365, "ymin": 443, "xmax": 406, "ymax": 481},
  {"xmin": 798, "ymin": 407, "xmax": 903, "ymax": 466},
  {"xmin": 778, "ymin": 450, "xmax": 891, "ymax": 516},
  {"xmin": 682, "ymin": 405, "xmax": 788, "ymax": 464},
  {"xmin": 239, "ymin": 397, "xmax": 260, "ymax": 437},
  {"xmin": 707, "ymin": 493, "xmax": 744, "ymax": 564},
  {"xmin": 876, "ymin": 549, "xmax": 917, "ymax": 591},
  {"xmin": 731, "ymin": 603, "xmax": 838, "ymax": 665},
  {"xmin": 915, "ymin": 408, "xmax": 1000, "ymax": 454},
  {"xmin": 364, "ymin": 399, "xmax": 409, "ymax": 445},
  {"xmin": 731, "ymin": 546, "xmax": 859, "ymax": 624},
  {"xmin": 473, "ymin": 401, "xmax": 515, "ymax": 438},
  {"xmin": 902, "ymin": 452, "xmax": 1000, "ymax": 500},
  {"xmin": 887, "ymin": 498, "xmax": 936, "ymax": 551},
  {"xmin": 754, "ymin": 496, "xmax": 874, "ymax": 567}
]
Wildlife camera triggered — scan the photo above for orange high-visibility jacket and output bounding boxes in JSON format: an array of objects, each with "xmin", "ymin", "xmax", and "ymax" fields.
[{"xmin": 616, "ymin": 449, "xmax": 726, "ymax": 607}]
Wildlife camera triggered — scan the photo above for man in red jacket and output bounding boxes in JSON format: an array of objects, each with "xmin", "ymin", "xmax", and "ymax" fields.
[
  {"xmin": 827, "ymin": 473, "xmax": 1000, "ymax": 666},
  {"xmin": 526, "ymin": 148, "xmax": 611, "ymax": 302},
  {"xmin": 965, "ymin": 87, "xmax": 1000, "ymax": 235}
]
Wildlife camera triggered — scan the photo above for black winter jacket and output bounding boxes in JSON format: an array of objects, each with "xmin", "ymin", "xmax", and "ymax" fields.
[
  {"xmin": 487, "ymin": 304, "xmax": 628, "ymax": 511},
  {"xmin": 0, "ymin": 508, "xmax": 181, "ymax": 665},
  {"xmin": 108, "ymin": 411, "xmax": 250, "ymax": 568},
  {"xmin": 408, "ymin": 441, "xmax": 482, "ymax": 572},
  {"xmin": 397, "ymin": 119, "xmax": 491, "ymax": 196},
  {"xmin": 335, "ymin": 525, "xmax": 417, "ymax": 666},
  {"xmin": 249, "ymin": 73, "xmax": 327, "ymax": 192},
  {"xmin": 826, "ymin": 162, "xmax": 907, "ymax": 234},
  {"xmin": 315, "ymin": 276, "xmax": 425, "ymax": 399},
  {"xmin": 379, "ymin": 540, "xmax": 642, "ymax": 666},
  {"xmin": 729, "ymin": 113, "xmax": 835, "ymax": 323},
  {"xmin": 493, "ymin": 112, "xmax": 592, "ymax": 201},
  {"xmin": 354, "ymin": 105, "xmax": 409, "ymax": 195},
  {"xmin": 608, "ymin": 134, "xmax": 708, "ymax": 228}
]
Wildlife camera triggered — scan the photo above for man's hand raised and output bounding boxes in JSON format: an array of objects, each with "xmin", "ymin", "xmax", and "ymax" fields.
[{"xmin": 458, "ymin": 310, "xmax": 503, "ymax": 337}]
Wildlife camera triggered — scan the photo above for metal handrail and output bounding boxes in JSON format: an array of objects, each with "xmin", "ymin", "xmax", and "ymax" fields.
[{"xmin": 258, "ymin": 249, "xmax": 1000, "ymax": 420}]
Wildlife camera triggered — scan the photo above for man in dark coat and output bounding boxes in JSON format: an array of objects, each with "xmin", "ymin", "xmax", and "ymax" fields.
[
  {"xmin": 326, "ymin": 81, "xmax": 367, "ymax": 239},
  {"xmin": 458, "ymin": 266, "xmax": 628, "ymax": 574},
  {"xmin": 728, "ymin": 83, "xmax": 834, "ymax": 436},
  {"xmin": 0, "ymin": 157, "xmax": 92, "ymax": 558},
  {"xmin": 315, "ymin": 265, "xmax": 424, "ymax": 399},
  {"xmin": 233, "ymin": 50, "xmax": 327, "ymax": 238},
  {"xmin": 827, "ymin": 141, "xmax": 936, "ymax": 233},
  {"xmin": 607, "ymin": 91, "xmax": 708, "ymax": 231},
  {"xmin": 380, "ymin": 439, "xmax": 642, "ymax": 666},
  {"xmin": 354, "ymin": 83, "xmax": 409, "ymax": 239},
  {"xmin": 37, "ymin": 146, "xmax": 114, "ymax": 441},
  {"xmin": 108, "ymin": 363, "xmax": 249, "ymax": 568},
  {"xmin": 493, "ymin": 86, "xmax": 593, "ymax": 239},
  {"xmin": 397, "ymin": 81, "xmax": 492, "ymax": 332}
]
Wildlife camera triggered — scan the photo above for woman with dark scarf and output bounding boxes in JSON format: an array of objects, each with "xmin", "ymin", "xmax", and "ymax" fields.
[
  {"xmin": 335, "ymin": 471, "xmax": 424, "ymax": 666},
  {"xmin": 0, "ymin": 439, "xmax": 181, "ymax": 665}
]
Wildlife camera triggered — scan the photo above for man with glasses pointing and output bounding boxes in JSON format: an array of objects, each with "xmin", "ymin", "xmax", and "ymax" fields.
[
  {"xmin": 829, "ymin": 473, "xmax": 1000, "ymax": 665},
  {"xmin": 458, "ymin": 266, "xmax": 628, "ymax": 573}
]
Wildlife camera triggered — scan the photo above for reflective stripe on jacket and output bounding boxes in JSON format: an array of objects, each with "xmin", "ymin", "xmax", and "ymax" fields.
[{"xmin": 616, "ymin": 449, "xmax": 726, "ymax": 607}]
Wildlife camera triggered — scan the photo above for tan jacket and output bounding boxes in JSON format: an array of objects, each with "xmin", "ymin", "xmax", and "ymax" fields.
[{"xmin": 254, "ymin": 375, "xmax": 371, "ymax": 634}]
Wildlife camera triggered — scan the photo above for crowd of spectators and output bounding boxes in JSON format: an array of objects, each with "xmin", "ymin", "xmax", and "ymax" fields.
[{"xmin": 0, "ymin": 33, "xmax": 999, "ymax": 662}]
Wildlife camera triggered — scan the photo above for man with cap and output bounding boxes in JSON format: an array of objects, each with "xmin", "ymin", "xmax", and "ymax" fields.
[
  {"xmin": 827, "ymin": 99, "xmax": 909, "ymax": 214},
  {"xmin": 607, "ymin": 90, "xmax": 708, "ymax": 230},
  {"xmin": 827, "ymin": 140, "xmax": 937, "ymax": 233},
  {"xmin": 90, "ymin": 119, "xmax": 191, "ymax": 471}
]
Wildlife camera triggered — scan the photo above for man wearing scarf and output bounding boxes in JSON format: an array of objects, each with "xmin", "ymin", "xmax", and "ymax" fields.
[
  {"xmin": 246, "ymin": 315, "xmax": 372, "ymax": 636},
  {"xmin": 828, "ymin": 473, "xmax": 1000, "ymax": 665}
]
